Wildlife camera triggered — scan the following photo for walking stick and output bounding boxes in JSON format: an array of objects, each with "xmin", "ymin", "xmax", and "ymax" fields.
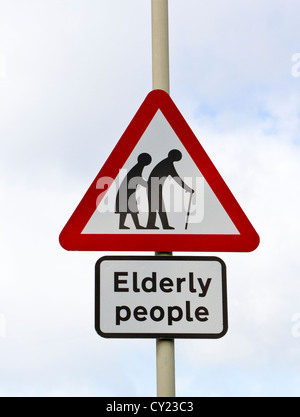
[{"xmin": 185, "ymin": 191, "xmax": 194, "ymax": 230}]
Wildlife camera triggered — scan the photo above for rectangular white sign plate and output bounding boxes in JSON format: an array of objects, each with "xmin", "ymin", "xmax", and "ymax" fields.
[{"xmin": 95, "ymin": 256, "xmax": 228, "ymax": 339}]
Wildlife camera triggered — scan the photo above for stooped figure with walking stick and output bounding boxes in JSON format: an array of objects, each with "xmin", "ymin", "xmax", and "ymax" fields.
[
  {"xmin": 115, "ymin": 153, "xmax": 152, "ymax": 229},
  {"xmin": 146, "ymin": 149, "xmax": 194, "ymax": 230},
  {"xmin": 115, "ymin": 149, "xmax": 194, "ymax": 230}
]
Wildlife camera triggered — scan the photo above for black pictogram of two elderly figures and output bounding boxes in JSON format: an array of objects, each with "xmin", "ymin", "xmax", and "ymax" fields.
[{"xmin": 115, "ymin": 149, "xmax": 194, "ymax": 230}]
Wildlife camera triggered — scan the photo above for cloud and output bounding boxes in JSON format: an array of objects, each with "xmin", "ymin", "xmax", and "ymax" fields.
[{"xmin": 0, "ymin": 0, "xmax": 152, "ymax": 185}]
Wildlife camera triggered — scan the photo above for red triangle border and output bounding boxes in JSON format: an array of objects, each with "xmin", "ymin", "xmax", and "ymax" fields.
[{"xmin": 59, "ymin": 90, "xmax": 260, "ymax": 252}]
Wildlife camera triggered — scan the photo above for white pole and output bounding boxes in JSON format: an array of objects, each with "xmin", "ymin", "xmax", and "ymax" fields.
[
  {"xmin": 155, "ymin": 252, "xmax": 175, "ymax": 397},
  {"xmin": 152, "ymin": 0, "xmax": 170, "ymax": 93},
  {"xmin": 156, "ymin": 337, "xmax": 175, "ymax": 397},
  {"xmin": 152, "ymin": 1, "xmax": 175, "ymax": 397}
]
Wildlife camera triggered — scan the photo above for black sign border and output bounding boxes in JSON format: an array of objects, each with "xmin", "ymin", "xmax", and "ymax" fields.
[{"xmin": 95, "ymin": 255, "xmax": 228, "ymax": 339}]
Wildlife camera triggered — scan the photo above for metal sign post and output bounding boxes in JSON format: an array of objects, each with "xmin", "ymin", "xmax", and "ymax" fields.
[
  {"xmin": 152, "ymin": 0, "xmax": 175, "ymax": 397},
  {"xmin": 155, "ymin": 251, "xmax": 175, "ymax": 398},
  {"xmin": 152, "ymin": 0, "xmax": 170, "ymax": 92}
]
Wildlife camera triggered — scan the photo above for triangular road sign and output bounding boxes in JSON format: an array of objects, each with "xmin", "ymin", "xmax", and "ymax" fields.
[{"xmin": 59, "ymin": 90, "xmax": 259, "ymax": 252}]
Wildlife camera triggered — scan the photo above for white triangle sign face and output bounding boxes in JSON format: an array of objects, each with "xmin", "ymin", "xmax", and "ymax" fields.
[{"xmin": 59, "ymin": 90, "xmax": 259, "ymax": 252}]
